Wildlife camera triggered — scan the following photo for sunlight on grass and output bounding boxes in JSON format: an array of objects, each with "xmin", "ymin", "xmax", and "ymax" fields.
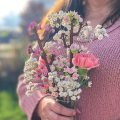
[{"xmin": 0, "ymin": 86, "xmax": 27, "ymax": 120}]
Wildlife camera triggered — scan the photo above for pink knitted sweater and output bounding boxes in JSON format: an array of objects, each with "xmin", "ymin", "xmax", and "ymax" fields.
[{"xmin": 17, "ymin": 19, "xmax": 120, "ymax": 120}]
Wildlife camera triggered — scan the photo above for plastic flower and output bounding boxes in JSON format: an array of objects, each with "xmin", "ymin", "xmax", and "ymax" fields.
[
  {"xmin": 72, "ymin": 53, "xmax": 99, "ymax": 70},
  {"xmin": 72, "ymin": 73, "xmax": 79, "ymax": 80}
]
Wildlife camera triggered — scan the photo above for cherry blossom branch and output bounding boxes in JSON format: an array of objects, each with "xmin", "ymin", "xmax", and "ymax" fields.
[
  {"xmin": 73, "ymin": 23, "xmax": 82, "ymax": 36},
  {"xmin": 61, "ymin": 34, "xmax": 68, "ymax": 48},
  {"xmin": 33, "ymin": 28, "xmax": 51, "ymax": 72},
  {"xmin": 70, "ymin": 22, "xmax": 74, "ymax": 68}
]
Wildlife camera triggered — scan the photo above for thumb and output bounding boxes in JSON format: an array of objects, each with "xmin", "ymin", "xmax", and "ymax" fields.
[{"xmin": 76, "ymin": 108, "xmax": 81, "ymax": 114}]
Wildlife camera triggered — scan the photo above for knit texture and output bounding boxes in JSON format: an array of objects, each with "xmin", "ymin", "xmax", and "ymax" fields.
[{"xmin": 17, "ymin": 19, "xmax": 120, "ymax": 120}]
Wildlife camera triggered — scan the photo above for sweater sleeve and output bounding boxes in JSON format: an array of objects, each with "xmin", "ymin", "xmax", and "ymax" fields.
[{"xmin": 17, "ymin": 43, "xmax": 50, "ymax": 120}]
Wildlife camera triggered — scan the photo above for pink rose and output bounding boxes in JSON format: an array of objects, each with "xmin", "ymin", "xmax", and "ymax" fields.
[{"xmin": 72, "ymin": 53, "xmax": 99, "ymax": 70}]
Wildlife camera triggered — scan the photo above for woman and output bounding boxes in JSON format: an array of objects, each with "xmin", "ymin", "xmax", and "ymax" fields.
[{"xmin": 17, "ymin": 0, "xmax": 120, "ymax": 120}]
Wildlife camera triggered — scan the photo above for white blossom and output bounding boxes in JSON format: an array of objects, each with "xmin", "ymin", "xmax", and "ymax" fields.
[
  {"xmin": 69, "ymin": 91, "xmax": 73, "ymax": 96},
  {"xmin": 59, "ymin": 87, "xmax": 63, "ymax": 92},
  {"xmin": 50, "ymin": 65, "xmax": 55, "ymax": 72},
  {"xmin": 71, "ymin": 96, "xmax": 76, "ymax": 100},
  {"xmin": 88, "ymin": 81, "xmax": 92, "ymax": 87},
  {"xmin": 78, "ymin": 89, "xmax": 82, "ymax": 94},
  {"xmin": 49, "ymin": 86, "xmax": 54, "ymax": 92},
  {"xmin": 98, "ymin": 34, "xmax": 103, "ymax": 40}
]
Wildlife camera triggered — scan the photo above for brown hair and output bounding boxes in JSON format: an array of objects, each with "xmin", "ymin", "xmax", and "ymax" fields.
[{"xmin": 38, "ymin": 0, "xmax": 120, "ymax": 40}]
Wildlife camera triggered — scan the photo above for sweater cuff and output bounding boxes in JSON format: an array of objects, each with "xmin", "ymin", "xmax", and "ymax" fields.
[{"xmin": 22, "ymin": 91, "xmax": 50, "ymax": 120}]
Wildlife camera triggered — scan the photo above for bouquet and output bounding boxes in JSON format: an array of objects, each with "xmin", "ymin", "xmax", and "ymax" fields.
[{"xmin": 24, "ymin": 10, "xmax": 109, "ymax": 119}]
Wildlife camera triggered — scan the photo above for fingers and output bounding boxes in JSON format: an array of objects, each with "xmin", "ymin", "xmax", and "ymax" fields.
[
  {"xmin": 48, "ymin": 111, "xmax": 73, "ymax": 120},
  {"xmin": 50, "ymin": 102, "xmax": 76, "ymax": 117}
]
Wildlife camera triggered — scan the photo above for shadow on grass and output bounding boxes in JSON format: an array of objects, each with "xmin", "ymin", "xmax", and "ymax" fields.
[{"xmin": 0, "ymin": 85, "xmax": 27, "ymax": 120}]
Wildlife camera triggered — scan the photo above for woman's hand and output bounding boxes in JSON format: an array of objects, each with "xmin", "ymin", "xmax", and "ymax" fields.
[{"xmin": 35, "ymin": 96, "xmax": 77, "ymax": 120}]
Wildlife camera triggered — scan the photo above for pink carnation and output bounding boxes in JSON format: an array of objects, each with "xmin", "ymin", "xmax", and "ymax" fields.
[{"xmin": 72, "ymin": 53, "xmax": 99, "ymax": 70}]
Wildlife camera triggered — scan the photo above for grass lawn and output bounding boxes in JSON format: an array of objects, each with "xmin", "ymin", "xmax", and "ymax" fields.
[{"xmin": 0, "ymin": 85, "xmax": 28, "ymax": 120}]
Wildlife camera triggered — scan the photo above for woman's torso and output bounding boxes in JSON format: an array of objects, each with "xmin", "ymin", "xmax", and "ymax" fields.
[{"xmin": 52, "ymin": 19, "xmax": 120, "ymax": 120}]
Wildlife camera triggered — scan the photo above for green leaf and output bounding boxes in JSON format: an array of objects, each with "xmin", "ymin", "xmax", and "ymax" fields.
[
  {"xmin": 73, "ymin": 19, "xmax": 78, "ymax": 25},
  {"xmin": 68, "ymin": 14, "xmax": 73, "ymax": 21},
  {"xmin": 71, "ymin": 49, "xmax": 78, "ymax": 54},
  {"xmin": 65, "ymin": 73, "xmax": 71, "ymax": 77},
  {"xmin": 86, "ymin": 82, "xmax": 89, "ymax": 88},
  {"xmin": 80, "ymin": 79, "xmax": 89, "ymax": 89},
  {"xmin": 49, "ymin": 54, "xmax": 52, "ymax": 60},
  {"xmin": 30, "ymin": 29, "xmax": 34, "ymax": 34},
  {"xmin": 36, "ymin": 24, "xmax": 38, "ymax": 30},
  {"xmin": 78, "ymin": 68, "xmax": 88, "ymax": 78},
  {"xmin": 79, "ymin": 76, "xmax": 84, "ymax": 84},
  {"xmin": 56, "ymin": 66, "xmax": 62, "ymax": 71},
  {"xmin": 45, "ymin": 50, "xmax": 49, "ymax": 54}
]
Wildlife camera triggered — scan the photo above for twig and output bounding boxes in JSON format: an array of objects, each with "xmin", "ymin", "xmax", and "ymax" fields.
[
  {"xmin": 62, "ymin": 34, "xmax": 68, "ymax": 48},
  {"xmin": 73, "ymin": 23, "xmax": 82, "ymax": 36},
  {"xmin": 33, "ymin": 28, "xmax": 51, "ymax": 72},
  {"xmin": 70, "ymin": 22, "xmax": 74, "ymax": 68}
]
